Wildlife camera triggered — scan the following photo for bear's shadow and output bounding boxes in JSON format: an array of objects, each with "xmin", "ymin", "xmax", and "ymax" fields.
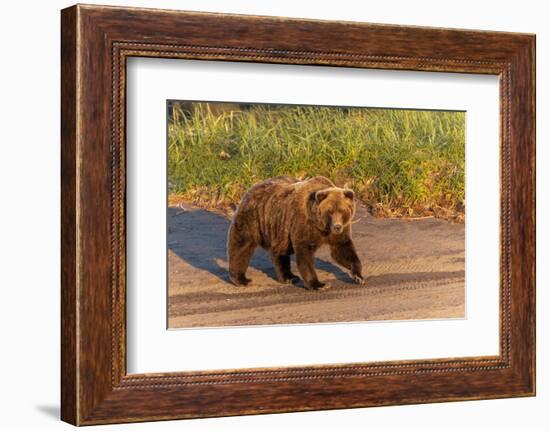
[{"xmin": 167, "ymin": 207, "xmax": 354, "ymax": 287}]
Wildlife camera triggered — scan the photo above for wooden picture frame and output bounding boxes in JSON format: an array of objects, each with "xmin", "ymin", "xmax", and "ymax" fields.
[{"xmin": 61, "ymin": 4, "xmax": 535, "ymax": 425}]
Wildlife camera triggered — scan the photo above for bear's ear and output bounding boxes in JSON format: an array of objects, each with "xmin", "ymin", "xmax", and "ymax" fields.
[
  {"xmin": 344, "ymin": 189, "xmax": 355, "ymax": 200},
  {"xmin": 314, "ymin": 190, "xmax": 329, "ymax": 204}
]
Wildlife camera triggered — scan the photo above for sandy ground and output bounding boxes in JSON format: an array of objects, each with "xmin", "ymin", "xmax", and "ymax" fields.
[{"xmin": 168, "ymin": 203, "xmax": 465, "ymax": 328}]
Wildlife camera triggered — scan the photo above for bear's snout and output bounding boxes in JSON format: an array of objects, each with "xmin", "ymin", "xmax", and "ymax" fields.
[{"xmin": 331, "ymin": 223, "xmax": 343, "ymax": 234}]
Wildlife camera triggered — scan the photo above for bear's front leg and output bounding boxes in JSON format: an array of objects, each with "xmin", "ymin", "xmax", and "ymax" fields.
[
  {"xmin": 295, "ymin": 244, "xmax": 325, "ymax": 290},
  {"xmin": 329, "ymin": 238, "xmax": 365, "ymax": 285}
]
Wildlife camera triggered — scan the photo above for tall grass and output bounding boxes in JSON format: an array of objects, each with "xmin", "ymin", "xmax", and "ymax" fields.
[{"xmin": 168, "ymin": 102, "xmax": 465, "ymax": 221}]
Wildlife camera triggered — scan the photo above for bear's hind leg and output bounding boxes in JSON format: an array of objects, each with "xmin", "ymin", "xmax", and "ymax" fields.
[
  {"xmin": 295, "ymin": 246, "xmax": 325, "ymax": 290},
  {"xmin": 271, "ymin": 253, "xmax": 299, "ymax": 284},
  {"xmin": 227, "ymin": 226, "xmax": 256, "ymax": 286},
  {"xmin": 280, "ymin": 254, "xmax": 299, "ymax": 282},
  {"xmin": 228, "ymin": 242, "xmax": 255, "ymax": 286}
]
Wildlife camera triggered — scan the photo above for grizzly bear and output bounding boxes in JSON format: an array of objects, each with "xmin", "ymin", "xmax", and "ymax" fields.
[{"xmin": 227, "ymin": 176, "xmax": 365, "ymax": 289}]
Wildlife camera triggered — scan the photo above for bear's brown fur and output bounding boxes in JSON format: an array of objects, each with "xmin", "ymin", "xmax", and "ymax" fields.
[{"xmin": 227, "ymin": 176, "xmax": 364, "ymax": 289}]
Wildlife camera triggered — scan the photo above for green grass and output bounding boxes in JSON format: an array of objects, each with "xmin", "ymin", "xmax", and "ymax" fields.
[{"xmin": 168, "ymin": 102, "xmax": 465, "ymax": 221}]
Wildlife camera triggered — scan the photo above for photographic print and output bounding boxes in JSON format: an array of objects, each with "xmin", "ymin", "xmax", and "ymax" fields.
[
  {"xmin": 167, "ymin": 101, "xmax": 465, "ymax": 329},
  {"xmin": 167, "ymin": 101, "xmax": 466, "ymax": 329}
]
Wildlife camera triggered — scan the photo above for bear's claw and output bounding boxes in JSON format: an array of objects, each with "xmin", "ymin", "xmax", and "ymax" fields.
[
  {"xmin": 277, "ymin": 273, "xmax": 300, "ymax": 284},
  {"xmin": 285, "ymin": 274, "xmax": 301, "ymax": 284},
  {"xmin": 352, "ymin": 274, "xmax": 366, "ymax": 285},
  {"xmin": 230, "ymin": 274, "xmax": 252, "ymax": 286},
  {"xmin": 305, "ymin": 280, "xmax": 328, "ymax": 290}
]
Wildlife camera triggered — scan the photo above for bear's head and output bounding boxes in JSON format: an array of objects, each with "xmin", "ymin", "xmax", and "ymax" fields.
[{"xmin": 311, "ymin": 187, "xmax": 356, "ymax": 235}]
